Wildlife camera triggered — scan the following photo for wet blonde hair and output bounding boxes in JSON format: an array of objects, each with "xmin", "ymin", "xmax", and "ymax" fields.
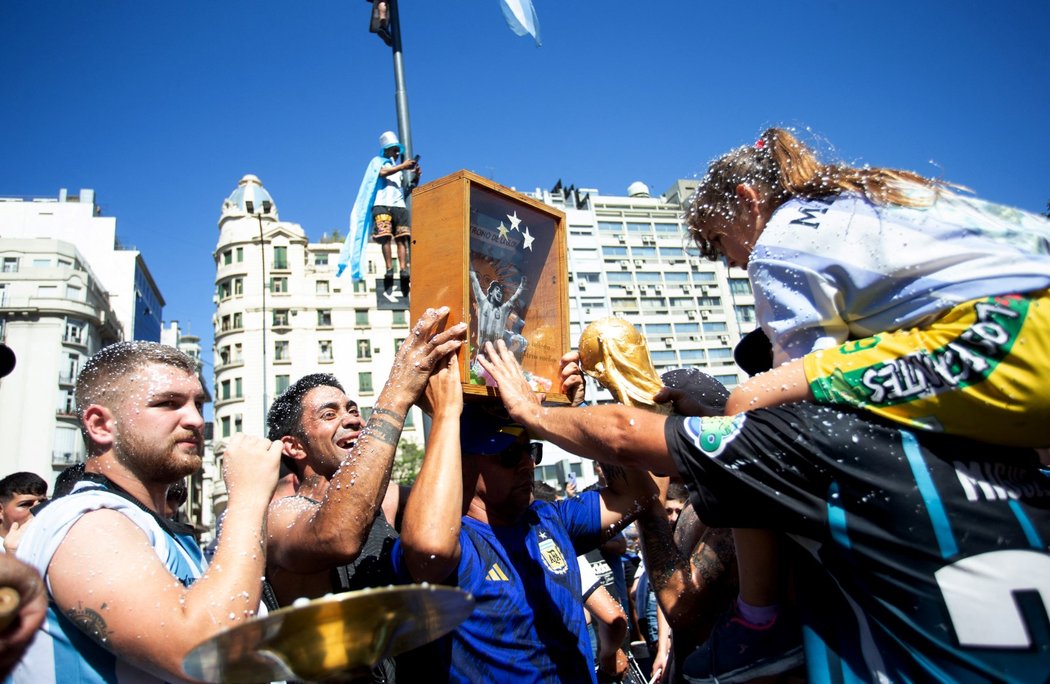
[{"xmin": 686, "ymin": 128, "xmax": 950, "ymax": 260}]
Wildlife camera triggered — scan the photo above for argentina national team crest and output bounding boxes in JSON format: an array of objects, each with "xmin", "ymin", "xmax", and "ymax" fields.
[{"xmin": 537, "ymin": 530, "xmax": 568, "ymax": 575}]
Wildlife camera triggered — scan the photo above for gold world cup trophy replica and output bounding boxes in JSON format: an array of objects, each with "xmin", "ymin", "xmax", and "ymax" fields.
[{"xmin": 577, "ymin": 317, "xmax": 671, "ymax": 414}]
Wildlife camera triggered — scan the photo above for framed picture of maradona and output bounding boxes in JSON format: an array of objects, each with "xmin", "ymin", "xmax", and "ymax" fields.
[{"xmin": 410, "ymin": 170, "xmax": 570, "ymax": 404}]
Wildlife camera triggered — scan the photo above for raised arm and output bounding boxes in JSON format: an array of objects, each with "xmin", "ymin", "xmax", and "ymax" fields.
[
  {"xmin": 47, "ymin": 434, "xmax": 282, "ymax": 680},
  {"xmin": 268, "ymin": 307, "xmax": 466, "ymax": 572},
  {"xmin": 507, "ymin": 276, "xmax": 527, "ymax": 308},
  {"xmin": 635, "ymin": 500, "xmax": 736, "ymax": 633},
  {"xmin": 469, "ymin": 269, "xmax": 483, "ymax": 302},
  {"xmin": 478, "ymin": 340, "xmax": 676, "ymax": 474},
  {"xmin": 400, "ymin": 350, "xmax": 464, "ymax": 583}
]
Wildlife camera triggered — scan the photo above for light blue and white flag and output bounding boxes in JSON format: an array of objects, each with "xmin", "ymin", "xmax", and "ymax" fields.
[
  {"xmin": 337, "ymin": 155, "xmax": 385, "ymax": 280},
  {"xmin": 499, "ymin": 0, "xmax": 541, "ymax": 46}
]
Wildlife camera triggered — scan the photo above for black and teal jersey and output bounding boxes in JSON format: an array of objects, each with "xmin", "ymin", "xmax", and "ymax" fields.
[{"xmin": 666, "ymin": 404, "xmax": 1050, "ymax": 683}]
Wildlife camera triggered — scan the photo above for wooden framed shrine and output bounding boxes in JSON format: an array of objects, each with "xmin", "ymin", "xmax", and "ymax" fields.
[{"xmin": 409, "ymin": 170, "xmax": 570, "ymax": 404}]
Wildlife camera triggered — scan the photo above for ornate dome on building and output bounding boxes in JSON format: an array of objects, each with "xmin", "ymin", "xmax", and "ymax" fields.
[{"xmin": 222, "ymin": 174, "xmax": 279, "ymax": 220}]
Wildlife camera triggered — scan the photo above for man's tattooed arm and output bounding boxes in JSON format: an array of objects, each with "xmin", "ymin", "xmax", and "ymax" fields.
[
  {"xmin": 65, "ymin": 602, "xmax": 111, "ymax": 648},
  {"xmin": 635, "ymin": 502, "xmax": 737, "ymax": 630}
]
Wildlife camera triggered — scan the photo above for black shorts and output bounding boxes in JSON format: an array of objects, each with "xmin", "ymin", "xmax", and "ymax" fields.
[{"xmin": 372, "ymin": 205, "xmax": 411, "ymax": 241}]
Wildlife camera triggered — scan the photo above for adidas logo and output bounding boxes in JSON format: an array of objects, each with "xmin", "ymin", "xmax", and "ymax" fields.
[{"xmin": 486, "ymin": 563, "xmax": 509, "ymax": 581}]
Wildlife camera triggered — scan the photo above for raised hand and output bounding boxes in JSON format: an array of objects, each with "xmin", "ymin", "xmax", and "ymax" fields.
[
  {"xmin": 390, "ymin": 307, "xmax": 467, "ymax": 403},
  {"xmin": 558, "ymin": 350, "xmax": 587, "ymax": 406},
  {"xmin": 223, "ymin": 433, "xmax": 282, "ymax": 502},
  {"xmin": 477, "ymin": 340, "xmax": 542, "ymax": 422}
]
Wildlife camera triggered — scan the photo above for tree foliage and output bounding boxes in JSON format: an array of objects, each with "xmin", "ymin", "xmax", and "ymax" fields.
[{"xmin": 391, "ymin": 440, "xmax": 424, "ymax": 485}]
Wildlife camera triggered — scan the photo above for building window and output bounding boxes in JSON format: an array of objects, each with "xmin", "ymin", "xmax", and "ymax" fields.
[
  {"xmin": 735, "ymin": 305, "xmax": 756, "ymax": 324},
  {"xmin": 62, "ymin": 353, "xmax": 80, "ymax": 384},
  {"xmin": 221, "ymin": 416, "xmax": 231, "ymax": 438},
  {"xmin": 219, "ymin": 346, "xmax": 230, "ymax": 365},
  {"xmin": 38, "ymin": 285, "xmax": 59, "ymax": 298},
  {"xmin": 353, "ymin": 280, "xmax": 368, "ymax": 294},
  {"xmin": 394, "ymin": 338, "xmax": 405, "ymax": 351},
  {"xmin": 56, "ymin": 388, "xmax": 76, "ymax": 415},
  {"xmin": 317, "ymin": 309, "xmax": 333, "ymax": 327},
  {"xmin": 273, "ymin": 246, "xmax": 288, "ymax": 270},
  {"xmin": 233, "ymin": 312, "xmax": 242, "ymax": 329},
  {"xmin": 0, "ymin": 283, "xmax": 6, "ymax": 306},
  {"xmin": 270, "ymin": 277, "xmax": 289, "ymax": 294},
  {"xmin": 1, "ymin": 257, "xmax": 19, "ymax": 273},
  {"xmin": 236, "ymin": 247, "xmax": 244, "ymax": 262},
  {"xmin": 273, "ymin": 309, "xmax": 290, "ymax": 327},
  {"xmin": 275, "ymin": 375, "xmax": 290, "ymax": 394},
  {"xmin": 64, "ymin": 318, "xmax": 86, "ymax": 345},
  {"xmin": 274, "ymin": 340, "xmax": 289, "ymax": 361},
  {"xmin": 316, "ymin": 280, "xmax": 330, "ymax": 295},
  {"xmin": 66, "ymin": 284, "xmax": 83, "ymax": 301},
  {"xmin": 355, "ymin": 309, "xmax": 369, "ymax": 326},
  {"xmin": 357, "ymin": 339, "xmax": 371, "ymax": 360},
  {"xmin": 729, "ymin": 278, "xmax": 753, "ymax": 295},
  {"xmin": 221, "ymin": 380, "xmax": 231, "ymax": 401},
  {"xmin": 223, "ymin": 250, "xmax": 233, "ymax": 265},
  {"xmin": 218, "ymin": 280, "xmax": 232, "ymax": 300},
  {"xmin": 391, "ymin": 310, "xmax": 406, "ymax": 326},
  {"xmin": 404, "ymin": 410, "xmax": 415, "ymax": 429},
  {"xmin": 314, "ymin": 253, "xmax": 329, "ymax": 266},
  {"xmin": 359, "ymin": 372, "xmax": 373, "ymax": 394},
  {"xmin": 233, "ymin": 277, "xmax": 243, "ymax": 296},
  {"xmin": 234, "ymin": 414, "xmax": 243, "ymax": 434},
  {"xmin": 319, "ymin": 340, "xmax": 333, "ymax": 362},
  {"xmin": 235, "ymin": 377, "xmax": 242, "ymax": 398}
]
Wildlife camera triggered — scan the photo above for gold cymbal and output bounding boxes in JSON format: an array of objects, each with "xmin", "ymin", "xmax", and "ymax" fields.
[{"xmin": 182, "ymin": 584, "xmax": 474, "ymax": 683}]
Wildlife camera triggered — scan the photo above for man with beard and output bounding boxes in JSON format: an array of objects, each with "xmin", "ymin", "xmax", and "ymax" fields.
[
  {"xmin": 263, "ymin": 307, "xmax": 466, "ymax": 609},
  {"xmin": 11, "ymin": 341, "xmax": 282, "ymax": 683}
]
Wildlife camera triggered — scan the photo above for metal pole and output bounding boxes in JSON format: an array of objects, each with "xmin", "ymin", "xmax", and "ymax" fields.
[
  {"xmin": 258, "ymin": 214, "xmax": 268, "ymax": 428},
  {"xmin": 388, "ymin": 0, "xmax": 412, "ymax": 173},
  {"xmin": 386, "ymin": 0, "xmax": 425, "ymax": 442}
]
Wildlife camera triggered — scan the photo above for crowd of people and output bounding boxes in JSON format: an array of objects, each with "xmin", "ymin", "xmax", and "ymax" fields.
[{"xmin": 0, "ymin": 129, "xmax": 1048, "ymax": 683}]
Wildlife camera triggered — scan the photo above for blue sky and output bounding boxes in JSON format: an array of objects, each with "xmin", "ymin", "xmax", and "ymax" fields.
[{"xmin": 3, "ymin": 1, "xmax": 1049, "ymax": 382}]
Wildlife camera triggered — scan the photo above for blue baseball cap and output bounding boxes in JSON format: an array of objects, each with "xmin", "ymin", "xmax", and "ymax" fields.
[{"xmin": 459, "ymin": 404, "xmax": 530, "ymax": 456}]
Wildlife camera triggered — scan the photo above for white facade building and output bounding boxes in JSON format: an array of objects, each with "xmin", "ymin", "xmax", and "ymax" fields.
[
  {"xmin": 0, "ymin": 189, "xmax": 164, "ymax": 486},
  {"xmin": 210, "ymin": 175, "xmax": 423, "ymax": 515},
  {"xmin": 208, "ymin": 174, "xmax": 754, "ymax": 498},
  {"xmin": 526, "ymin": 179, "xmax": 754, "ymax": 487}
]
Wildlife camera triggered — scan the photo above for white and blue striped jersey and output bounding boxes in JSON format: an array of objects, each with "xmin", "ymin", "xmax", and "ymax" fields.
[{"xmin": 10, "ymin": 482, "xmax": 205, "ymax": 684}]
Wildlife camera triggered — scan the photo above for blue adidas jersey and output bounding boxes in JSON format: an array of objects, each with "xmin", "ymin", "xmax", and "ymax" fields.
[
  {"xmin": 666, "ymin": 406, "xmax": 1050, "ymax": 683},
  {"xmin": 393, "ymin": 490, "xmax": 602, "ymax": 683}
]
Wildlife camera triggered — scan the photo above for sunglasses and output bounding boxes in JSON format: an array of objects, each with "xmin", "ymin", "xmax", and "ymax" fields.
[{"xmin": 494, "ymin": 441, "xmax": 543, "ymax": 469}]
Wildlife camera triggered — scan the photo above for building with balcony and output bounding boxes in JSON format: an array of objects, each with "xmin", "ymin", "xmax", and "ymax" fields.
[
  {"xmin": 0, "ymin": 189, "xmax": 164, "ymax": 485},
  {"xmin": 208, "ymin": 174, "xmax": 754, "ymax": 496},
  {"xmin": 210, "ymin": 175, "xmax": 422, "ymax": 519},
  {"xmin": 524, "ymin": 179, "xmax": 753, "ymax": 487}
]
